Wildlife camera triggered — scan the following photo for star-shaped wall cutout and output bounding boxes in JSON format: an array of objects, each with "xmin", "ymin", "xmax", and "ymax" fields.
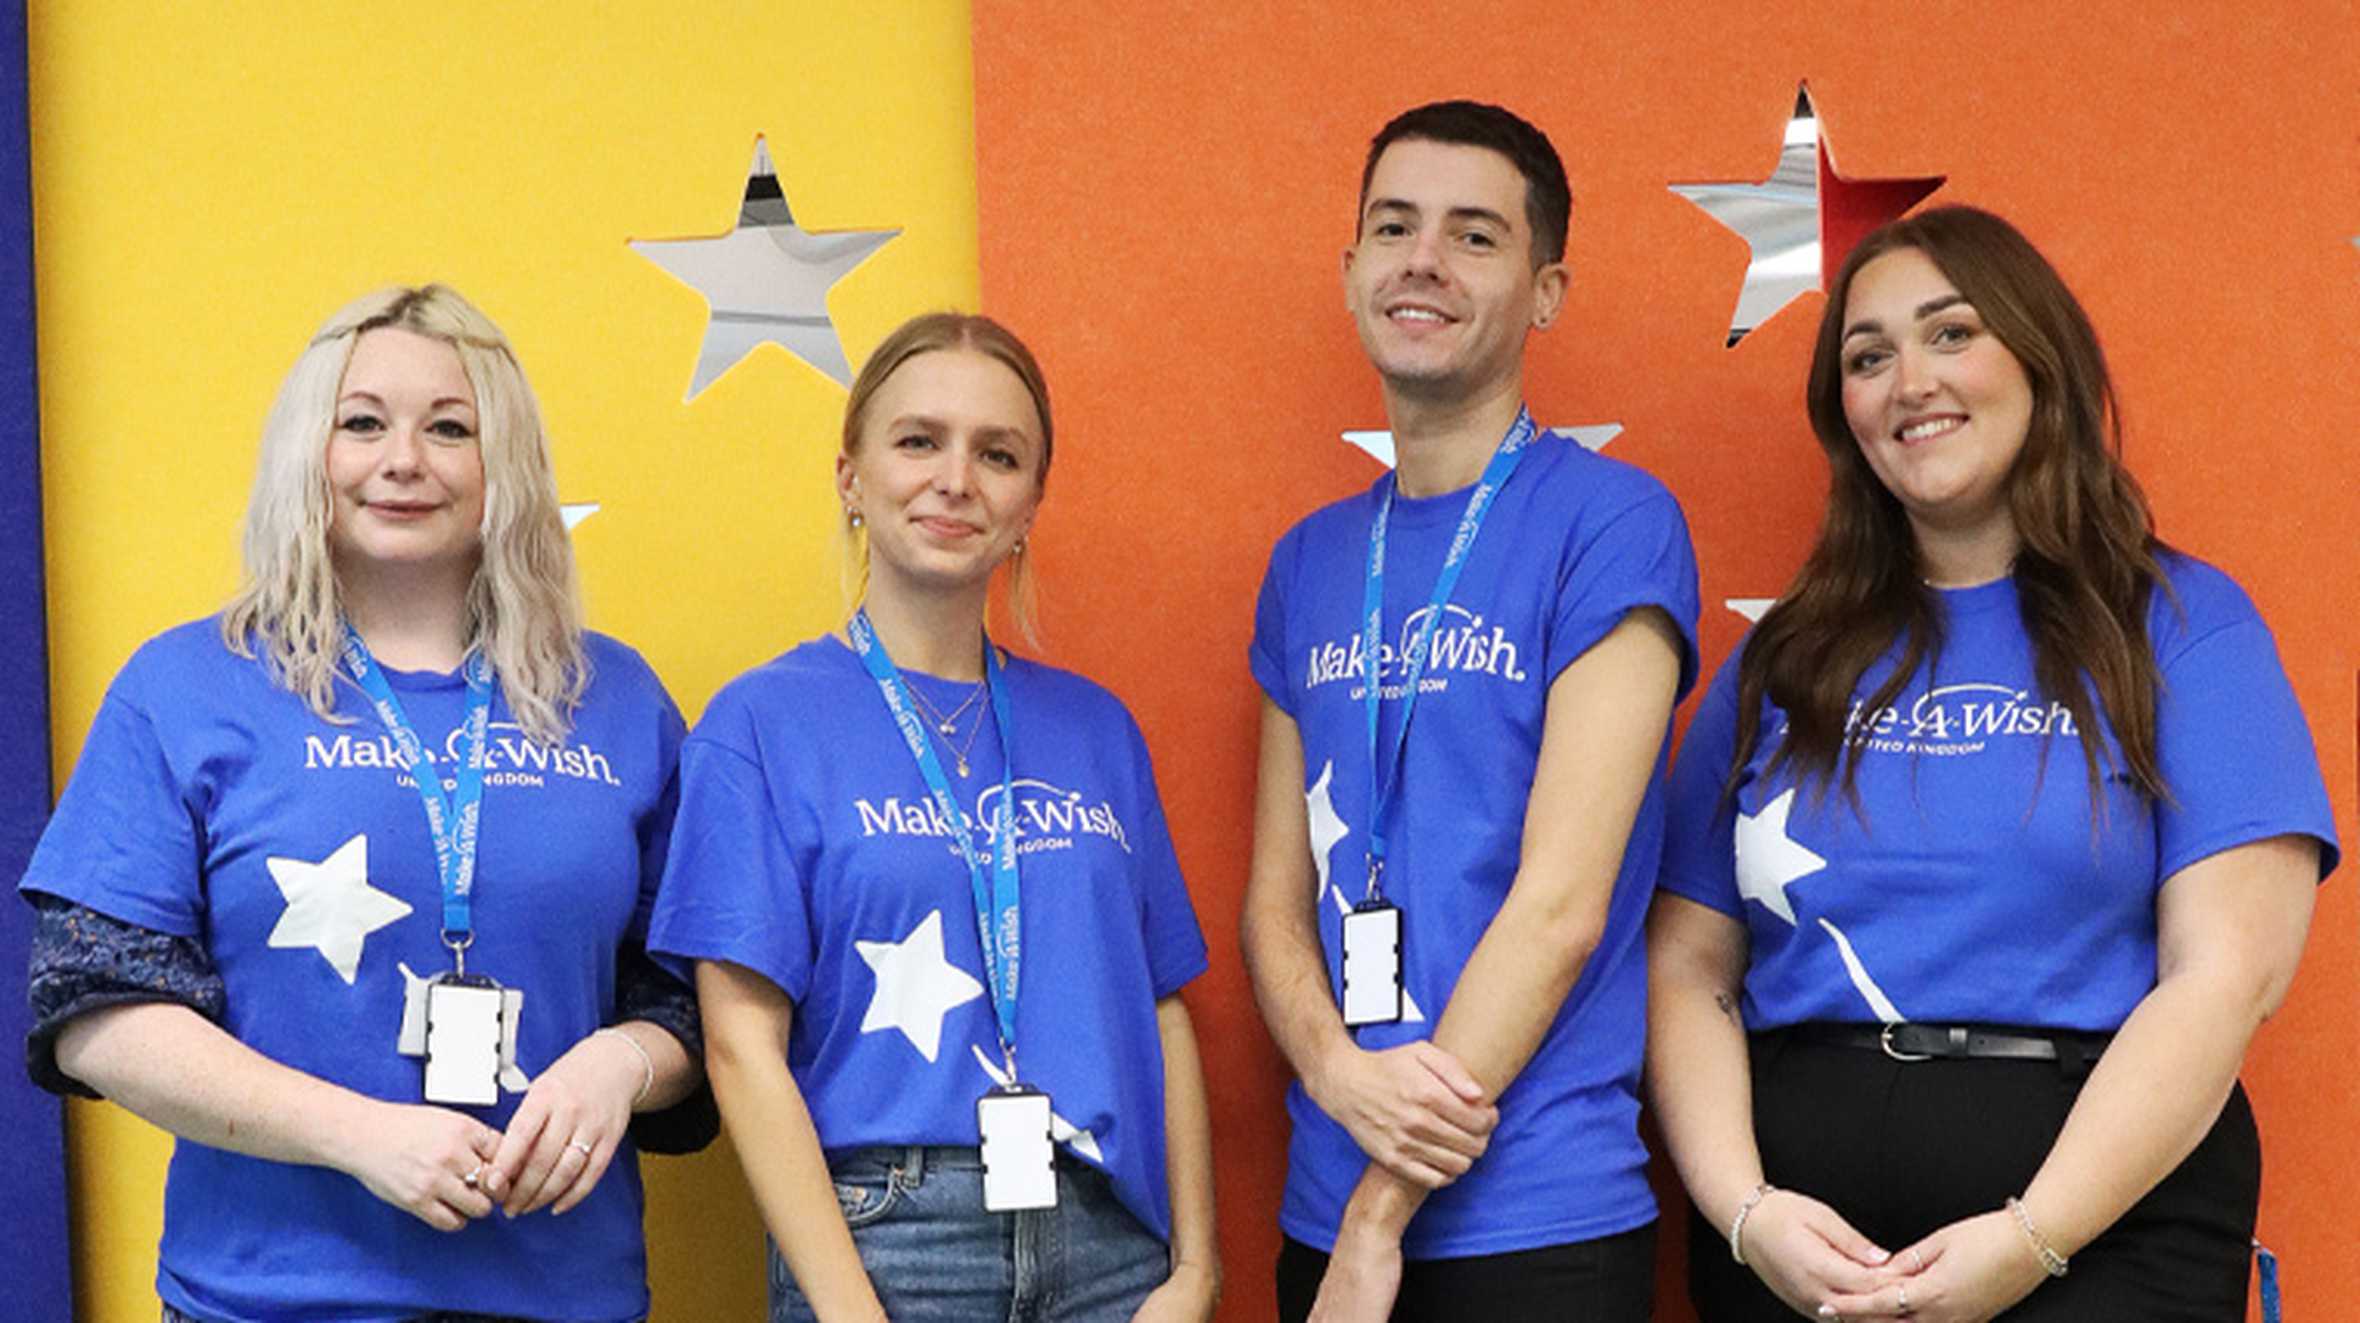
[
  {"xmin": 265, "ymin": 834, "xmax": 413, "ymax": 985},
  {"xmin": 1342, "ymin": 423, "xmax": 1621, "ymax": 469},
  {"xmin": 855, "ymin": 909, "xmax": 983, "ymax": 1063},
  {"xmin": 1733, "ymin": 787, "xmax": 1826, "ymax": 926},
  {"xmin": 631, "ymin": 136, "xmax": 900, "ymax": 400},
  {"xmin": 1672, "ymin": 84, "xmax": 1944, "ymax": 347}
]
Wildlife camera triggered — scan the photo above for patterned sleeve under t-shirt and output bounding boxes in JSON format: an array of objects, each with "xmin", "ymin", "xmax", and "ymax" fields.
[
  {"xmin": 1658, "ymin": 552, "xmax": 2340, "ymax": 1033},
  {"xmin": 15, "ymin": 619, "xmax": 687, "ymax": 1323}
]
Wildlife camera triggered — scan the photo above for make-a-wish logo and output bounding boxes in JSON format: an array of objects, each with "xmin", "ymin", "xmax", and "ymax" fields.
[
  {"xmin": 302, "ymin": 720, "xmax": 625, "ymax": 788},
  {"xmin": 1843, "ymin": 682, "xmax": 2080, "ymax": 758},
  {"xmin": 854, "ymin": 777, "xmax": 1134, "ymax": 856},
  {"xmin": 1303, "ymin": 604, "xmax": 1528, "ymax": 696}
]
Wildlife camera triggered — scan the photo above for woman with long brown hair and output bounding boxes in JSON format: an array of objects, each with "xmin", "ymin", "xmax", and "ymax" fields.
[{"xmin": 1647, "ymin": 207, "xmax": 2335, "ymax": 1321}]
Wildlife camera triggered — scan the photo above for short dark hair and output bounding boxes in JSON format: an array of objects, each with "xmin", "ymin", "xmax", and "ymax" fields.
[{"xmin": 1358, "ymin": 100, "xmax": 1571, "ymax": 266}]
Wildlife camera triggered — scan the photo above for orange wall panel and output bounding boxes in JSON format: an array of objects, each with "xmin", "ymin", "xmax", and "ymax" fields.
[{"xmin": 973, "ymin": 6, "xmax": 2359, "ymax": 1320}]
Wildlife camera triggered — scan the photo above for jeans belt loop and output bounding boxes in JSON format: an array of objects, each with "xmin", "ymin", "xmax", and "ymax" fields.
[
  {"xmin": 1880, "ymin": 1021, "xmax": 1934, "ymax": 1062},
  {"xmin": 899, "ymin": 1144, "xmax": 927, "ymax": 1189}
]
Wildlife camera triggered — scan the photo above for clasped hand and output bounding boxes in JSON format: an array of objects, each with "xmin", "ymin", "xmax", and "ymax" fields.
[
  {"xmin": 1745, "ymin": 1195, "xmax": 2051, "ymax": 1323},
  {"xmin": 344, "ymin": 1028, "xmax": 646, "ymax": 1230},
  {"xmin": 1308, "ymin": 1039, "xmax": 1497, "ymax": 1188}
]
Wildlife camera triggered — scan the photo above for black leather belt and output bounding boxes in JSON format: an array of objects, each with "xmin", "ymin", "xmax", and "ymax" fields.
[{"xmin": 1789, "ymin": 1021, "xmax": 2112, "ymax": 1064}]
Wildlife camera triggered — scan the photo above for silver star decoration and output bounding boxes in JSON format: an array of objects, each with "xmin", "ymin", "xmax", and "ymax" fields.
[
  {"xmin": 1726, "ymin": 597, "xmax": 1775, "ymax": 623},
  {"xmin": 1343, "ymin": 423, "xmax": 1620, "ymax": 469},
  {"xmin": 1672, "ymin": 84, "xmax": 1942, "ymax": 347},
  {"xmin": 855, "ymin": 909, "xmax": 983, "ymax": 1063},
  {"xmin": 631, "ymin": 136, "xmax": 900, "ymax": 399},
  {"xmin": 265, "ymin": 834, "xmax": 413, "ymax": 985},
  {"xmin": 1733, "ymin": 787, "xmax": 1827, "ymax": 926}
]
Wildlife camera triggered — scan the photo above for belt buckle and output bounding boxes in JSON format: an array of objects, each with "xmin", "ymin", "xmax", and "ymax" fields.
[{"xmin": 1880, "ymin": 1021, "xmax": 1933, "ymax": 1063}]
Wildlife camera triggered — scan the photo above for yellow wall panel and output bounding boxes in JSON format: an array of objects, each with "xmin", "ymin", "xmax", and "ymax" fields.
[{"xmin": 29, "ymin": 4, "xmax": 979, "ymax": 1319}]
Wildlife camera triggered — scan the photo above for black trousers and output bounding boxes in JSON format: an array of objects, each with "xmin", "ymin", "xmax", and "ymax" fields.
[
  {"xmin": 1278, "ymin": 1222, "xmax": 1656, "ymax": 1323},
  {"xmin": 1689, "ymin": 1032, "xmax": 2261, "ymax": 1322}
]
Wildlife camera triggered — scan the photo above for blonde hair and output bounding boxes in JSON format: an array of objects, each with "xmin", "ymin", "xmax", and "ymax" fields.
[
  {"xmin": 837, "ymin": 311, "xmax": 1052, "ymax": 644},
  {"xmin": 221, "ymin": 285, "xmax": 586, "ymax": 744}
]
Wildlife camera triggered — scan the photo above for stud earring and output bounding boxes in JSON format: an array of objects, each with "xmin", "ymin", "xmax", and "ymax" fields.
[{"xmin": 847, "ymin": 508, "xmax": 864, "ymax": 529}]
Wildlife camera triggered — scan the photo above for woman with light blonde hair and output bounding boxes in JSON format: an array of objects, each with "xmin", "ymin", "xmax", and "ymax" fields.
[{"xmin": 20, "ymin": 284, "xmax": 710, "ymax": 1322}]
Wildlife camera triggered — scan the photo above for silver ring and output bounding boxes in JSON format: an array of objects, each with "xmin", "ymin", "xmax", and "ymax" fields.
[
  {"xmin": 567, "ymin": 1138, "xmax": 594, "ymax": 1157},
  {"xmin": 1909, "ymin": 1247, "xmax": 1926, "ymax": 1274},
  {"xmin": 1897, "ymin": 1282, "xmax": 1912, "ymax": 1316},
  {"xmin": 462, "ymin": 1163, "xmax": 483, "ymax": 1188}
]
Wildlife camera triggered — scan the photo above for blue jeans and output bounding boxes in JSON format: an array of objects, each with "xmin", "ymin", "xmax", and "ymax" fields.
[{"xmin": 769, "ymin": 1145, "xmax": 1171, "ymax": 1323}]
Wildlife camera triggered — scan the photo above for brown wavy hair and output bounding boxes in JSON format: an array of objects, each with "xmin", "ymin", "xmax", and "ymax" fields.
[{"xmin": 1733, "ymin": 206, "xmax": 2170, "ymax": 810}]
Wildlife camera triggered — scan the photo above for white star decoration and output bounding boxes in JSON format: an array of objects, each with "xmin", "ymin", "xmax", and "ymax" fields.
[
  {"xmin": 1819, "ymin": 918, "xmax": 1905, "ymax": 1023},
  {"xmin": 265, "ymin": 834, "xmax": 413, "ymax": 985},
  {"xmin": 1305, "ymin": 761, "xmax": 1349, "ymax": 895},
  {"xmin": 1307, "ymin": 760, "xmax": 1427, "ymax": 1024},
  {"xmin": 1733, "ymin": 787, "xmax": 1826, "ymax": 926},
  {"xmin": 1725, "ymin": 598, "xmax": 1775, "ymax": 623},
  {"xmin": 1342, "ymin": 424, "xmax": 1621, "ymax": 469},
  {"xmin": 855, "ymin": 909, "xmax": 983, "ymax": 1063},
  {"xmin": 631, "ymin": 136, "xmax": 900, "ymax": 399},
  {"xmin": 560, "ymin": 502, "xmax": 600, "ymax": 531}
]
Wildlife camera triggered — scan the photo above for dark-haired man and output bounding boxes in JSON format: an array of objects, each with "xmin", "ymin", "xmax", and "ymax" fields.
[{"xmin": 1242, "ymin": 100, "xmax": 1700, "ymax": 1321}]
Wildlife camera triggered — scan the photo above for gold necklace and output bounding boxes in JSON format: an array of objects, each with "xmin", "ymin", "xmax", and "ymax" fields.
[
  {"xmin": 903, "ymin": 678, "xmax": 986, "ymax": 736},
  {"xmin": 936, "ymin": 702, "xmax": 990, "ymax": 777}
]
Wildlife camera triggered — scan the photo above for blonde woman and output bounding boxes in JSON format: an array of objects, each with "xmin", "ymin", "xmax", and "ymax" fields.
[
  {"xmin": 650, "ymin": 312, "xmax": 1218, "ymax": 1323},
  {"xmin": 20, "ymin": 285, "xmax": 706, "ymax": 1322}
]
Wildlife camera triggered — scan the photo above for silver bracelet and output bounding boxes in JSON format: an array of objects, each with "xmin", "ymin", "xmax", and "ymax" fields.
[
  {"xmin": 596, "ymin": 1026, "xmax": 655, "ymax": 1107},
  {"xmin": 2006, "ymin": 1197, "xmax": 2070, "ymax": 1278},
  {"xmin": 1728, "ymin": 1182, "xmax": 1777, "ymax": 1266}
]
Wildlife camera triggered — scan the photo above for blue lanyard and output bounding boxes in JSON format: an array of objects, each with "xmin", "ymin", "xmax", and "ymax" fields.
[
  {"xmin": 847, "ymin": 611, "xmax": 1023, "ymax": 1073},
  {"xmin": 1360, "ymin": 407, "xmax": 1537, "ymax": 901},
  {"xmin": 337, "ymin": 625, "xmax": 495, "ymax": 953}
]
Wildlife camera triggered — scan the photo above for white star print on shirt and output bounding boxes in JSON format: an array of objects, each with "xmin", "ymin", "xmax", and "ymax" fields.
[
  {"xmin": 855, "ymin": 909, "xmax": 984, "ymax": 1063},
  {"xmin": 1307, "ymin": 760, "xmax": 1427, "ymax": 1024},
  {"xmin": 265, "ymin": 834, "xmax": 413, "ymax": 985},
  {"xmin": 1734, "ymin": 787, "xmax": 1827, "ymax": 926}
]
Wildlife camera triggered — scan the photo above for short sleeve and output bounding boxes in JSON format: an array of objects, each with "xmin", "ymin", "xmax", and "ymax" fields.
[
  {"xmin": 1249, "ymin": 527, "xmax": 1301, "ymax": 716},
  {"xmin": 2151, "ymin": 604, "xmax": 2340, "ymax": 883},
  {"xmin": 1122, "ymin": 720, "xmax": 1209, "ymax": 999},
  {"xmin": 1545, "ymin": 491, "xmax": 1702, "ymax": 701},
  {"xmin": 1656, "ymin": 648, "xmax": 1747, "ymax": 917},
  {"xmin": 19, "ymin": 687, "xmax": 207, "ymax": 937},
  {"xmin": 628, "ymin": 690, "xmax": 689, "ymax": 943},
  {"xmin": 646, "ymin": 731, "xmax": 818, "ymax": 1001}
]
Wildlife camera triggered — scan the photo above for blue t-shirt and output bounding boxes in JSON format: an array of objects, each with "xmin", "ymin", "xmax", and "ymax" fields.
[
  {"xmin": 18, "ymin": 620, "xmax": 684, "ymax": 1323},
  {"xmin": 1249, "ymin": 433, "xmax": 1702, "ymax": 1259},
  {"xmin": 646, "ymin": 637, "xmax": 1208, "ymax": 1239},
  {"xmin": 1660, "ymin": 555, "xmax": 2340, "ymax": 1031}
]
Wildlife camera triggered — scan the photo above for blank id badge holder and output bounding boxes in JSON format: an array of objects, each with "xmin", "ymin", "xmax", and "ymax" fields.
[
  {"xmin": 976, "ymin": 1084, "xmax": 1057, "ymax": 1211},
  {"xmin": 1341, "ymin": 899, "xmax": 1404, "ymax": 1027},
  {"xmin": 401, "ymin": 973, "xmax": 507, "ymax": 1107}
]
